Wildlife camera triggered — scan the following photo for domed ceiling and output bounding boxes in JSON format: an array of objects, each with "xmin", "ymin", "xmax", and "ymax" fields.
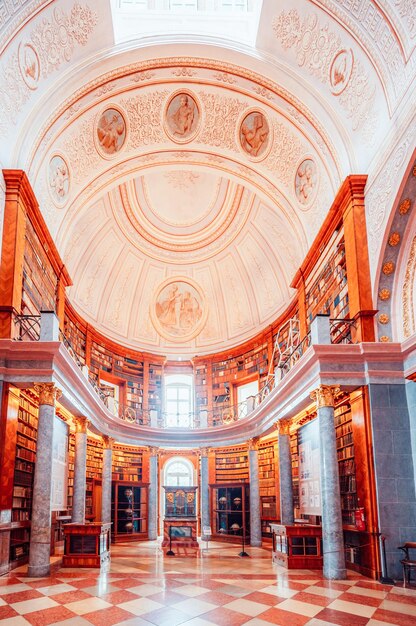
[{"xmin": 0, "ymin": 0, "xmax": 415, "ymax": 355}]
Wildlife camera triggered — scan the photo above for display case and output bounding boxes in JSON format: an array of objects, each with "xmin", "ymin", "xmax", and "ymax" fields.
[
  {"xmin": 271, "ymin": 523, "xmax": 323, "ymax": 569},
  {"xmin": 210, "ymin": 483, "xmax": 250, "ymax": 542},
  {"xmin": 63, "ymin": 522, "xmax": 111, "ymax": 569},
  {"xmin": 164, "ymin": 486, "xmax": 197, "ymax": 518},
  {"xmin": 111, "ymin": 482, "xmax": 148, "ymax": 542}
]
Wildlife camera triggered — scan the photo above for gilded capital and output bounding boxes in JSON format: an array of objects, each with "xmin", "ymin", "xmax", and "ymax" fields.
[
  {"xmin": 34, "ymin": 382, "xmax": 62, "ymax": 407},
  {"xmin": 310, "ymin": 384, "xmax": 340, "ymax": 409},
  {"xmin": 74, "ymin": 416, "xmax": 88, "ymax": 433},
  {"xmin": 148, "ymin": 446, "xmax": 159, "ymax": 456},
  {"xmin": 102, "ymin": 435, "xmax": 114, "ymax": 450},
  {"xmin": 247, "ymin": 437, "xmax": 259, "ymax": 451},
  {"xmin": 200, "ymin": 447, "xmax": 210, "ymax": 458},
  {"xmin": 277, "ymin": 418, "xmax": 291, "ymax": 435}
]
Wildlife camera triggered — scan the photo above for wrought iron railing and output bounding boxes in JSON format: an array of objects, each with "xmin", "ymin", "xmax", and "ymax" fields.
[
  {"xmin": 13, "ymin": 314, "xmax": 41, "ymax": 341},
  {"xmin": 330, "ymin": 318, "xmax": 356, "ymax": 344},
  {"xmin": 278, "ymin": 331, "xmax": 311, "ymax": 379}
]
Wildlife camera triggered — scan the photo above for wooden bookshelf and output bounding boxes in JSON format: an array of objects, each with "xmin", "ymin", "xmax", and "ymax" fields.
[
  {"xmin": 215, "ymin": 447, "xmax": 249, "ymax": 483},
  {"xmin": 148, "ymin": 363, "xmax": 162, "ymax": 421},
  {"xmin": 21, "ymin": 220, "xmax": 57, "ymax": 315},
  {"xmin": 86, "ymin": 438, "xmax": 103, "ymax": 520},
  {"xmin": 258, "ymin": 441, "xmax": 277, "ymax": 536},
  {"xmin": 335, "ymin": 401, "xmax": 357, "ymax": 527},
  {"xmin": 290, "ymin": 432, "xmax": 300, "ymax": 518},
  {"xmin": 305, "ymin": 237, "xmax": 349, "ymax": 326},
  {"xmin": 112, "ymin": 445, "xmax": 143, "ymax": 482},
  {"xmin": 10, "ymin": 390, "xmax": 38, "ymax": 564}
]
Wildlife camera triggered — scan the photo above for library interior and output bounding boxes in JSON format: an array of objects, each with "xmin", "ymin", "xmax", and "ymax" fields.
[{"xmin": 0, "ymin": 1, "xmax": 416, "ymax": 625}]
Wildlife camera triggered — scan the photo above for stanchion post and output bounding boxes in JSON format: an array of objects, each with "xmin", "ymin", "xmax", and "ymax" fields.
[{"xmin": 166, "ymin": 525, "xmax": 175, "ymax": 556}]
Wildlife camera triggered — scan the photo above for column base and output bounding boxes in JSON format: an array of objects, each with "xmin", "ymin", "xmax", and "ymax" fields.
[
  {"xmin": 250, "ymin": 540, "xmax": 262, "ymax": 547},
  {"xmin": 27, "ymin": 563, "xmax": 51, "ymax": 577},
  {"xmin": 323, "ymin": 566, "xmax": 347, "ymax": 580}
]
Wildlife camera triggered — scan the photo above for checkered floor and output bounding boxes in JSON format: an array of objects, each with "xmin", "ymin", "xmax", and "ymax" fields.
[{"xmin": 0, "ymin": 541, "xmax": 415, "ymax": 625}]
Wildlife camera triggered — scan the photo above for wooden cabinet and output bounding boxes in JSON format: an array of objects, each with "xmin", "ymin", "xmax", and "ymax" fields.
[
  {"xmin": 210, "ymin": 483, "xmax": 250, "ymax": 542},
  {"xmin": 111, "ymin": 482, "xmax": 148, "ymax": 543},
  {"xmin": 63, "ymin": 522, "xmax": 111, "ymax": 569},
  {"xmin": 271, "ymin": 523, "xmax": 323, "ymax": 569}
]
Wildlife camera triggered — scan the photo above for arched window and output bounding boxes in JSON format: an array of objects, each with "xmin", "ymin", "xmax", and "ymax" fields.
[
  {"xmin": 164, "ymin": 374, "xmax": 193, "ymax": 427},
  {"xmin": 164, "ymin": 457, "xmax": 194, "ymax": 486}
]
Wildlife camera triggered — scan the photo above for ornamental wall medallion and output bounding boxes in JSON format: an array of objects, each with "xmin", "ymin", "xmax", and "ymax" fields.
[
  {"xmin": 379, "ymin": 288, "xmax": 390, "ymax": 300},
  {"xmin": 330, "ymin": 49, "xmax": 354, "ymax": 95},
  {"xmin": 238, "ymin": 110, "xmax": 271, "ymax": 160},
  {"xmin": 388, "ymin": 232, "xmax": 400, "ymax": 246},
  {"xmin": 95, "ymin": 107, "xmax": 127, "ymax": 157},
  {"xmin": 150, "ymin": 278, "xmax": 207, "ymax": 342},
  {"xmin": 18, "ymin": 43, "xmax": 40, "ymax": 90},
  {"xmin": 164, "ymin": 90, "xmax": 200, "ymax": 143},
  {"xmin": 48, "ymin": 154, "xmax": 70, "ymax": 206},
  {"xmin": 399, "ymin": 198, "xmax": 411, "ymax": 214},
  {"xmin": 382, "ymin": 261, "xmax": 395, "ymax": 275},
  {"xmin": 295, "ymin": 158, "xmax": 318, "ymax": 206}
]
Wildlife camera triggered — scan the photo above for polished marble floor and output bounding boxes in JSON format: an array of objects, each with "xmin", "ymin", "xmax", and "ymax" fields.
[{"xmin": 0, "ymin": 541, "xmax": 415, "ymax": 626}]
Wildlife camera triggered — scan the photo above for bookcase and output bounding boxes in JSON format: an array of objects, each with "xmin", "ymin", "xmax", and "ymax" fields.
[
  {"xmin": 21, "ymin": 219, "xmax": 57, "ymax": 315},
  {"xmin": 210, "ymin": 483, "xmax": 250, "ymax": 541},
  {"xmin": 335, "ymin": 401, "xmax": 357, "ymax": 526},
  {"xmin": 258, "ymin": 441, "xmax": 277, "ymax": 536},
  {"xmin": 10, "ymin": 390, "xmax": 38, "ymax": 565},
  {"xmin": 63, "ymin": 314, "xmax": 87, "ymax": 365},
  {"xmin": 290, "ymin": 432, "xmax": 300, "ymax": 518},
  {"xmin": 148, "ymin": 363, "xmax": 163, "ymax": 422},
  {"xmin": 210, "ymin": 342, "xmax": 269, "ymax": 424},
  {"xmin": 194, "ymin": 361, "xmax": 210, "ymax": 419},
  {"xmin": 85, "ymin": 438, "xmax": 103, "ymax": 520},
  {"xmin": 112, "ymin": 445, "xmax": 143, "ymax": 482},
  {"xmin": 111, "ymin": 482, "xmax": 148, "ymax": 542},
  {"xmin": 215, "ymin": 448, "xmax": 249, "ymax": 483},
  {"xmin": 305, "ymin": 237, "xmax": 349, "ymax": 326}
]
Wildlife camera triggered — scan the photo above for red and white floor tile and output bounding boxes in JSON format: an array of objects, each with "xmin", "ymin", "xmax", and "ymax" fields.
[{"xmin": 0, "ymin": 542, "xmax": 415, "ymax": 626}]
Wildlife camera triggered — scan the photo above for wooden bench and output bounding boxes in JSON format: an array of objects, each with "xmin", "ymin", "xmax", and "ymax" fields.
[{"xmin": 398, "ymin": 542, "xmax": 416, "ymax": 587}]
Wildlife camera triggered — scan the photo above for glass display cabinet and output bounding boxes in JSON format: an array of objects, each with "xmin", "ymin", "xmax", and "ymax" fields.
[
  {"xmin": 210, "ymin": 483, "xmax": 250, "ymax": 542},
  {"xmin": 111, "ymin": 482, "xmax": 148, "ymax": 543},
  {"xmin": 270, "ymin": 523, "xmax": 323, "ymax": 569},
  {"xmin": 164, "ymin": 486, "xmax": 197, "ymax": 518}
]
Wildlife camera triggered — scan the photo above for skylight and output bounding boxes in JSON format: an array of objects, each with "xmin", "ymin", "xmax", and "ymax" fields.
[{"xmin": 112, "ymin": 0, "xmax": 264, "ymax": 47}]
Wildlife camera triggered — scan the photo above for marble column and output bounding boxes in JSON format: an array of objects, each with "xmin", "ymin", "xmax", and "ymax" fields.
[
  {"xmin": 28, "ymin": 383, "xmax": 61, "ymax": 577},
  {"xmin": 148, "ymin": 447, "xmax": 158, "ymax": 540},
  {"xmin": 277, "ymin": 418, "xmax": 294, "ymax": 524},
  {"xmin": 72, "ymin": 416, "xmax": 88, "ymax": 524},
  {"xmin": 310, "ymin": 384, "xmax": 347, "ymax": 580},
  {"xmin": 200, "ymin": 448, "xmax": 210, "ymax": 540},
  {"xmin": 101, "ymin": 436, "xmax": 113, "ymax": 524},
  {"xmin": 248, "ymin": 438, "xmax": 262, "ymax": 547}
]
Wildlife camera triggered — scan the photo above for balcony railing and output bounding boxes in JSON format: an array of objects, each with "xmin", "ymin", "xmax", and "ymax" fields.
[
  {"xmin": 13, "ymin": 314, "xmax": 41, "ymax": 341},
  {"xmin": 9, "ymin": 311, "xmax": 358, "ymax": 429}
]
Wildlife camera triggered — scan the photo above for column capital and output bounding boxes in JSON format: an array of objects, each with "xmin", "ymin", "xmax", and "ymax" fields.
[
  {"xmin": 247, "ymin": 437, "xmax": 259, "ymax": 451},
  {"xmin": 34, "ymin": 382, "xmax": 61, "ymax": 406},
  {"xmin": 277, "ymin": 418, "xmax": 291, "ymax": 435},
  {"xmin": 102, "ymin": 435, "xmax": 114, "ymax": 449},
  {"xmin": 74, "ymin": 416, "xmax": 88, "ymax": 433},
  {"xmin": 148, "ymin": 446, "xmax": 159, "ymax": 457},
  {"xmin": 310, "ymin": 384, "xmax": 340, "ymax": 408},
  {"xmin": 200, "ymin": 447, "xmax": 210, "ymax": 458}
]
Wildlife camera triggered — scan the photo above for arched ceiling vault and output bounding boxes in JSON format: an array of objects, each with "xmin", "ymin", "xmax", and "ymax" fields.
[{"xmin": 0, "ymin": 0, "xmax": 415, "ymax": 356}]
